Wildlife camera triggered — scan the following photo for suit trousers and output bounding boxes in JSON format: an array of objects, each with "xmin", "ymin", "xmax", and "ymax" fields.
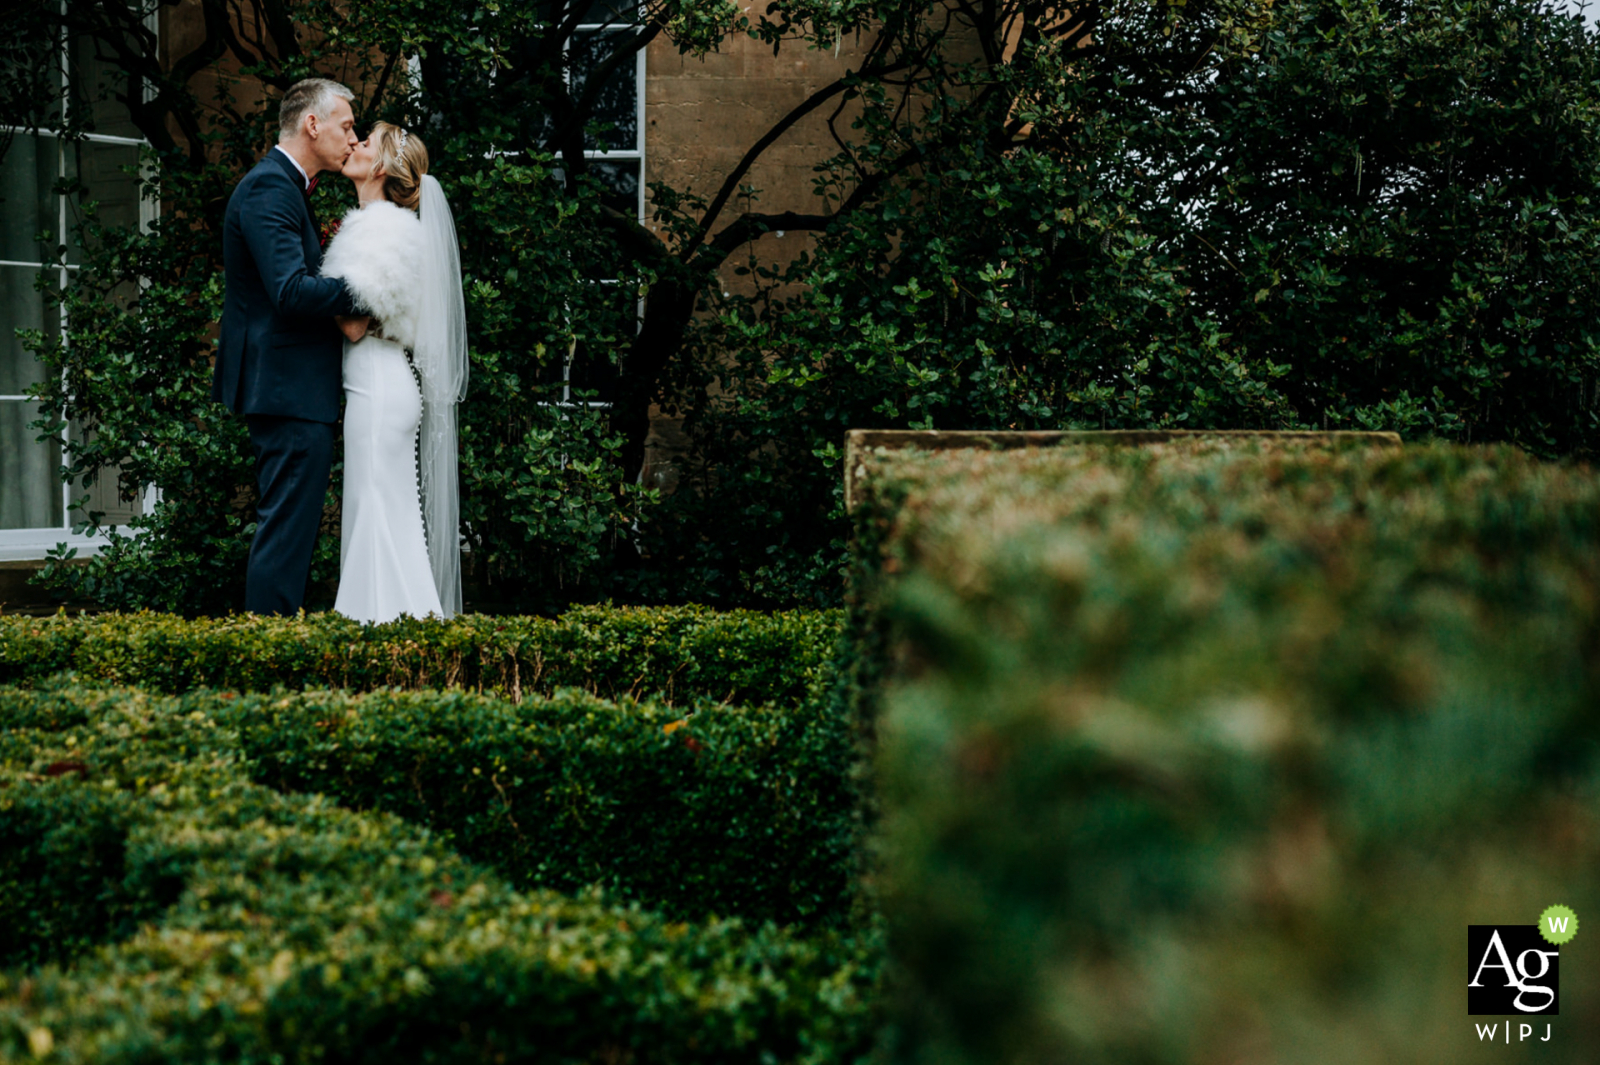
[{"xmin": 244, "ymin": 414, "xmax": 335, "ymax": 615}]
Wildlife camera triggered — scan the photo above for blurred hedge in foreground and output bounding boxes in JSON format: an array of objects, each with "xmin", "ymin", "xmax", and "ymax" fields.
[
  {"xmin": 0, "ymin": 685, "xmax": 880, "ymax": 1063},
  {"xmin": 0, "ymin": 604, "xmax": 840, "ymax": 705},
  {"xmin": 0, "ymin": 683, "xmax": 858, "ymax": 929},
  {"xmin": 854, "ymin": 440, "xmax": 1600, "ymax": 1064}
]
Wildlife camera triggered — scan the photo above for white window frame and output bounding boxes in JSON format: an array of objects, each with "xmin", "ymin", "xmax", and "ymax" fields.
[
  {"xmin": 0, "ymin": 3, "xmax": 158, "ymax": 561},
  {"xmin": 478, "ymin": 10, "xmax": 644, "ymax": 417},
  {"xmin": 550, "ymin": 6, "xmax": 645, "ymax": 412},
  {"xmin": 572, "ymin": 8, "xmax": 647, "ymax": 224}
]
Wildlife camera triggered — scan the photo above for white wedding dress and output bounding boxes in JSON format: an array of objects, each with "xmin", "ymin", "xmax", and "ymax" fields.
[
  {"xmin": 320, "ymin": 197, "xmax": 458, "ymax": 623},
  {"xmin": 336, "ymin": 334, "xmax": 442, "ymax": 622}
]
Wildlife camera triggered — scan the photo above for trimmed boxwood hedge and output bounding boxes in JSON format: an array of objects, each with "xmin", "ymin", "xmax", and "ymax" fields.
[
  {"xmin": 0, "ymin": 605, "xmax": 841, "ymax": 706},
  {"xmin": 854, "ymin": 439, "xmax": 1600, "ymax": 1064},
  {"xmin": 0, "ymin": 682, "xmax": 859, "ymax": 930},
  {"xmin": 0, "ymin": 688, "xmax": 881, "ymax": 1063}
]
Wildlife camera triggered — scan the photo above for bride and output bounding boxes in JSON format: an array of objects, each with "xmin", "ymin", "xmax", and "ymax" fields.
[{"xmin": 320, "ymin": 121, "xmax": 468, "ymax": 622}]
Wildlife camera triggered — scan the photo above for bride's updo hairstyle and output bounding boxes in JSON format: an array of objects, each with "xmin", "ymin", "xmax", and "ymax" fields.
[{"xmin": 367, "ymin": 120, "xmax": 429, "ymax": 211}]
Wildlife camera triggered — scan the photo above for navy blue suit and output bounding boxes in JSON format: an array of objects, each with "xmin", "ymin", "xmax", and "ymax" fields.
[{"xmin": 214, "ymin": 148, "xmax": 356, "ymax": 615}]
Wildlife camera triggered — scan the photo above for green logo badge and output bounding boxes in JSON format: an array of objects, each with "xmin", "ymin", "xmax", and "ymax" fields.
[{"xmin": 1538, "ymin": 905, "xmax": 1579, "ymax": 946}]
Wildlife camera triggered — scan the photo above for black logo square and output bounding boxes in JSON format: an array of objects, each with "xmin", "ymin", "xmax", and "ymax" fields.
[{"xmin": 1468, "ymin": 925, "xmax": 1559, "ymax": 1015}]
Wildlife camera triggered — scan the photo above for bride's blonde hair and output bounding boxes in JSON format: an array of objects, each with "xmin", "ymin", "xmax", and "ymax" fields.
[{"xmin": 367, "ymin": 120, "xmax": 429, "ymax": 211}]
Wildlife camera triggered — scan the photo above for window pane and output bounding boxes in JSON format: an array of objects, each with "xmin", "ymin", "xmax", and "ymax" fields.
[
  {"xmin": 0, "ymin": 134, "xmax": 59, "ymax": 263},
  {"xmin": 587, "ymin": 158, "xmax": 639, "ymax": 217},
  {"xmin": 74, "ymin": 471, "xmax": 142, "ymax": 526},
  {"xmin": 570, "ymin": 280, "xmax": 633, "ymax": 404},
  {"xmin": 64, "ymin": 140, "xmax": 141, "ymax": 265},
  {"xmin": 571, "ymin": 31, "xmax": 638, "ymax": 152},
  {"xmin": 533, "ymin": 345, "xmax": 569, "ymax": 394},
  {"xmin": 0, "ymin": 264, "xmax": 57, "ymax": 395},
  {"xmin": 579, "ymin": 0, "xmax": 641, "ymax": 26},
  {"xmin": 72, "ymin": 424, "xmax": 143, "ymax": 526},
  {"xmin": 0, "ymin": 400, "xmax": 61, "ymax": 530},
  {"xmin": 532, "ymin": 333, "xmax": 619, "ymax": 405},
  {"xmin": 71, "ymin": 30, "xmax": 142, "ymax": 139},
  {"xmin": 569, "ymin": 332, "xmax": 621, "ymax": 403},
  {"xmin": 0, "ymin": 15, "xmax": 62, "ymax": 129}
]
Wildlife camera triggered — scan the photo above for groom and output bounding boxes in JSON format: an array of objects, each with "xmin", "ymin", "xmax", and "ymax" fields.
[{"xmin": 213, "ymin": 78, "xmax": 361, "ymax": 615}]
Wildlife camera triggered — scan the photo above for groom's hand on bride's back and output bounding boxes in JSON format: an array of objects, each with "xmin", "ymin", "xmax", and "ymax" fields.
[{"xmin": 336, "ymin": 315, "xmax": 370, "ymax": 342}]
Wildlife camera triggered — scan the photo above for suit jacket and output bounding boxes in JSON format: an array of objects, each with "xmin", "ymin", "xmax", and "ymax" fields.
[{"xmin": 213, "ymin": 148, "xmax": 355, "ymax": 424}]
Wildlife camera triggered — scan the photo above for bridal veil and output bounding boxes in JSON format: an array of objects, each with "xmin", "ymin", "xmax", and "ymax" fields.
[{"xmin": 413, "ymin": 174, "xmax": 469, "ymax": 616}]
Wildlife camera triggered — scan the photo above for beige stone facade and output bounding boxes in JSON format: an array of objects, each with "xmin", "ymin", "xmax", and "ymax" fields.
[
  {"xmin": 641, "ymin": 31, "xmax": 876, "ymax": 491},
  {"xmin": 646, "ymin": 29, "xmax": 873, "ymax": 225}
]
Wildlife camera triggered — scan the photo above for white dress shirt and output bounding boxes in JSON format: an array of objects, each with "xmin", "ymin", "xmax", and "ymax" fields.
[{"xmin": 274, "ymin": 144, "xmax": 312, "ymax": 190}]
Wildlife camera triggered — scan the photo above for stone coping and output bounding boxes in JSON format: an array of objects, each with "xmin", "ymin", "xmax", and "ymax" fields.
[{"xmin": 842, "ymin": 429, "xmax": 1403, "ymax": 511}]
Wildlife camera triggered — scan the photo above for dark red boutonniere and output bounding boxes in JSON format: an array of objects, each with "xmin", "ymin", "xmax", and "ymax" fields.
[{"xmin": 318, "ymin": 217, "xmax": 341, "ymax": 249}]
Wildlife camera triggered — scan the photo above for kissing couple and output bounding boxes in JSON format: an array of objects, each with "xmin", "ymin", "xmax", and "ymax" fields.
[{"xmin": 211, "ymin": 78, "xmax": 468, "ymax": 624}]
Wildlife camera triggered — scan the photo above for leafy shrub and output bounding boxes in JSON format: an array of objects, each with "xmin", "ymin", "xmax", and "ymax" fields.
[
  {"xmin": 855, "ymin": 439, "xmax": 1600, "ymax": 1063},
  {"xmin": 34, "ymin": 0, "xmax": 1600, "ymax": 612},
  {"xmin": 647, "ymin": 0, "xmax": 1600, "ymax": 607},
  {"xmin": 0, "ymin": 784, "xmax": 181, "ymax": 973},
  {"xmin": 1170, "ymin": 0, "xmax": 1600, "ymax": 453},
  {"xmin": 22, "ymin": 0, "xmax": 671, "ymax": 615},
  {"xmin": 0, "ymin": 605, "xmax": 840, "ymax": 706},
  {"xmin": 0, "ymin": 688, "xmax": 881, "ymax": 1063},
  {"xmin": 32, "ymin": 149, "xmax": 652, "ymax": 614},
  {"xmin": 0, "ymin": 681, "xmax": 858, "ymax": 930}
]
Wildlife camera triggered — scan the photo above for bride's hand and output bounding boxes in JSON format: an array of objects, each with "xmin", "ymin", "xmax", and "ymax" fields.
[{"xmin": 336, "ymin": 315, "xmax": 370, "ymax": 342}]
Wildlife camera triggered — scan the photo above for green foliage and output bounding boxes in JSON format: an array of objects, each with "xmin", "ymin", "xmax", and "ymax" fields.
[
  {"xmin": 649, "ymin": 1, "xmax": 1292, "ymax": 604},
  {"xmin": 852, "ymin": 439, "xmax": 1600, "ymax": 1063},
  {"xmin": 22, "ymin": 2, "xmax": 662, "ymax": 613},
  {"xmin": 1169, "ymin": 0, "xmax": 1600, "ymax": 452},
  {"xmin": 0, "ymin": 681, "xmax": 858, "ymax": 929},
  {"xmin": 444, "ymin": 151, "xmax": 653, "ymax": 604},
  {"xmin": 0, "ymin": 686, "xmax": 881, "ymax": 1062},
  {"xmin": 0, "ymin": 782, "xmax": 178, "ymax": 973},
  {"xmin": 23, "ymin": 0, "xmax": 1600, "ymax": 612},
  {"xmin": 25, "ymin": 179, "xmax": 260, "ymax": 614},
  {"xmin": 651, "ymin": 0, "xmax": 1600, "ymax": 605},
  {"xmin": 0, "ymin": 605, "xmax": 841, "ymax": 707}
]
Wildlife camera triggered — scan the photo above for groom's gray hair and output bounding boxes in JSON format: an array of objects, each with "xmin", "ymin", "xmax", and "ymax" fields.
[{"xmin": 278, "ymin": 78, "xmax": 355, "ymax": 140}]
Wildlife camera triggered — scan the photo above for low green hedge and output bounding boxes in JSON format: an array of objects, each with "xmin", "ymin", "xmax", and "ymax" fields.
[
  {"xmin": 0, "ymin": 690, "xmax": 880, "ymax": 1063},
  {"xmin": 0, "ymin": 682, "xmax": 858, "ymax": 929},
  {"xmin": 855, "ymin": 440, "xmax": 1600, "ymax": 1064},
  {"xmin": 0, "ymin": 604, "xmax": 841, "ymax": 706}
]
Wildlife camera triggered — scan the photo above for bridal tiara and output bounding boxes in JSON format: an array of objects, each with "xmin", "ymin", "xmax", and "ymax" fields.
[{"xmin": 397, "ymin": 127, "xmax": 409, "ymax": 151}]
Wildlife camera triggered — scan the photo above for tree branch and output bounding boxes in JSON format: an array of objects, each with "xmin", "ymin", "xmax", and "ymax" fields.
[
  {"xmin": 214, "ymin": 0, "xmax": 264, "ymax": 70},
  {"xmin": 257, "ymin": 0, "xmax": 301, "ymax": 81},
  {"xmin": 366, "ymin": 49, "xmax": 401, "ymax": 117},
  {"xmin": 688, "ymin": 61, "xmax": 912, "ymax": 259},
  {"xmin": 699, "ymin": 210, "xmax": 835, "ymax": 263}
]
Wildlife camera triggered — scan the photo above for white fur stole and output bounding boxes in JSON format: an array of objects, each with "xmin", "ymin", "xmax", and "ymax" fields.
[{"xmin": 320, "ymin": 200, "xmax": 424, "ymax": 351}]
